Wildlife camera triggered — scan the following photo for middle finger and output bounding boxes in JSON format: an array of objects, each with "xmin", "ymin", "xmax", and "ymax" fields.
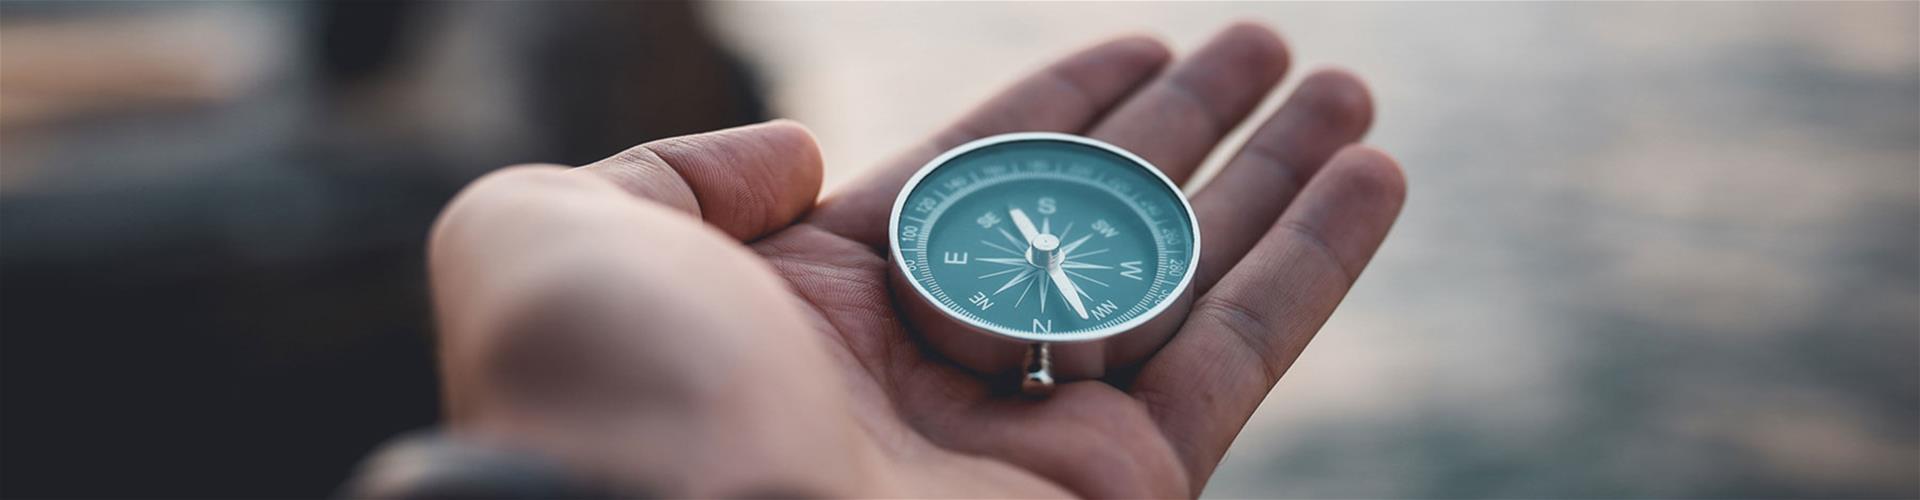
[{"xmin": 1088, "ymin": 22, "xmax": 1291, "ymax": 184}]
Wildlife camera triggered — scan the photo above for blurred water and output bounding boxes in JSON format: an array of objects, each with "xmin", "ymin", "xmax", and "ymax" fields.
[{"xmin": 709, "ymin": 3, "xmax": 1920, "ymax": 497}]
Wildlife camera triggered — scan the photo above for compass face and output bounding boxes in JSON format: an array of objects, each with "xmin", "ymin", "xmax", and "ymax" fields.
[{"xmin": 890, "ymin": 133, "xmax": 1199, "ymax": 343}]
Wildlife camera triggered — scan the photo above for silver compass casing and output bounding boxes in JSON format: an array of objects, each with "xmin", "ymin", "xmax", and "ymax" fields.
[{"xmin": 885, "ymin": 132, "xmax": 1201, "ymax": 385}]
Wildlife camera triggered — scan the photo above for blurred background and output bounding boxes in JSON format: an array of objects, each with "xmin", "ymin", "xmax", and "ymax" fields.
[{"xmin": 1, "ymin": 1, "xmax": 1914, "ymax": 498}]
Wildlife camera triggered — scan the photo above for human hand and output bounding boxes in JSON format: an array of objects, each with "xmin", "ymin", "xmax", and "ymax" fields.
[{"xmin": 425, "ymin": 23, "xmax": 1403, "ymax": 498}]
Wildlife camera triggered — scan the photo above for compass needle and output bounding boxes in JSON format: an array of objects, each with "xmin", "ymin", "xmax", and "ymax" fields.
[
  {"xmin": 1008, "ymin": 207, "xmax": 1041, "ymax": 244},
  {"xmin": 1048, "ymin": 266, "xmax": 1089, "ymax": 319}
]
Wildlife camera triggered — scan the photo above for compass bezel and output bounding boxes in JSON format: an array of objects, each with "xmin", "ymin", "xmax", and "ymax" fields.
[{"xmin": 887, "ymin": 132, "xmax": 1201, "ymax": 344}]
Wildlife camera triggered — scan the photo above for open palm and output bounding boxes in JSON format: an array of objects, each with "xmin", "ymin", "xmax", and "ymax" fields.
[{"xmin": 427, "ymin": 24, "xmax": 1404, "ymax": 498}]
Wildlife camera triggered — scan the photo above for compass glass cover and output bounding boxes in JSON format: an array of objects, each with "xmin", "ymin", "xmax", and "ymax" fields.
[{"xmin": 893, "ymin": 137, "xmax": 1197, "ymax": 341}]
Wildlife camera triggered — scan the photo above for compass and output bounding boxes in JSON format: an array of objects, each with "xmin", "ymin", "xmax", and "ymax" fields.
[{"xmin": 888, "ymin": 132, "xmax": 1199, "ymax": 395}]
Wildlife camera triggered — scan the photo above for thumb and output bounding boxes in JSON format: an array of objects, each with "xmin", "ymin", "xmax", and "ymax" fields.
[{"xmin": 577, "ymin": 119, "xmax": 825, "ymax": 241}]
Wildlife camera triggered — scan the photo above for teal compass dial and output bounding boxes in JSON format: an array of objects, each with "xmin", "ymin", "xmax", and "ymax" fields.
[{"xmin": 889, "ymin": 133, "xmax": 1199, "ymax": 343}]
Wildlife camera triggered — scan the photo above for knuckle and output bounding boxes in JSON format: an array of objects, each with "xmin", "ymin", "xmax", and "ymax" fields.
[{"xmin": 1191, "ymin": 294, "xmax": 1286, "ymax": 383}]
